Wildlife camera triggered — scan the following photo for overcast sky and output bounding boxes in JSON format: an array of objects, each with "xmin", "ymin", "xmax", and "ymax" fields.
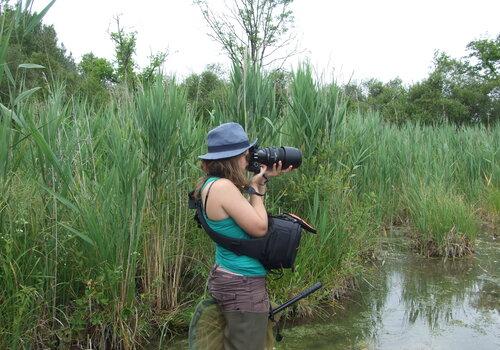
[{"xmin": 33, "ymin": 0, "xmax": 500, "ymax": 84}]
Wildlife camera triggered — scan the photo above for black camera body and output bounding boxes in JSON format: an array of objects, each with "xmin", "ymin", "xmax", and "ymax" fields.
[{"xmin": 247, "ymin": 145, "xmax": 302, "ymax": 174}]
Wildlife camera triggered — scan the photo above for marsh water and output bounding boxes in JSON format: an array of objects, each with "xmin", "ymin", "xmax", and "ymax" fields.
[
  {"xmin": 275, "ymin": 233, "xmax": 499, "ymax": 350},
  {"xmin": 168, "ymin": 232, "xmax": 499, "ymax": 349}
]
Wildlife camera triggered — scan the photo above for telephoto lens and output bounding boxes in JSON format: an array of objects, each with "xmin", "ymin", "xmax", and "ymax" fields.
[{"xmin": 256, "ymin": 147, "xmax": 302, "ymax": 170}]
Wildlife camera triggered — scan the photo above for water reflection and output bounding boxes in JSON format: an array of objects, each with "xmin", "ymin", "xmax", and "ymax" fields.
[
  {"xmin": 276, "ymin": 235, "xmax": 500, "ymax": 350},
  {"xmin": 400, "ymin": 256, "xmax": 477, "ymax": 331}
]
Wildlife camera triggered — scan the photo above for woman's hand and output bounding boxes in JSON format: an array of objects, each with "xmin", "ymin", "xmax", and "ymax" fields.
[
  {"xmin": 264, "ymin": 161, "xmax": 293, "ymax": 179},
  {"xmin": 250, "ymin": 161, "xmax": 293, "ymax": 190},
  {"xmin": 250, "ymin": 166, "xmax": 268, "ymax": 194}
]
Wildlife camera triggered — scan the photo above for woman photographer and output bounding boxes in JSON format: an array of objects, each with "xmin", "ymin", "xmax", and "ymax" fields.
[{"xmin": 194, "ymin": 122, "xmax": 292, "ymax": 350}]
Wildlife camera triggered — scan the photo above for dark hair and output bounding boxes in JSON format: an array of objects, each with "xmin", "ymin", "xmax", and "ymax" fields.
[{"xmin": 194, "ymin": 152, "xmax": 248, "ymax": 199}]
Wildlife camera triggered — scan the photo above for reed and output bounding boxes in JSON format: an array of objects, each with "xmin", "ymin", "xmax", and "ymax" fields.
[
  {"xmin": 215, "ymin": 61, "xmax": 282, "ymax": 144},
  {"xmin": 286, "ymin": 63, "xmax": 347, "ymax": 158},
  {"xmin": 404, "ymin": 180, "xmax": 478, "ymax": 257},
  {"xmin": 0, "ymin": 12, "xmax": 498, "ymax": 346}
]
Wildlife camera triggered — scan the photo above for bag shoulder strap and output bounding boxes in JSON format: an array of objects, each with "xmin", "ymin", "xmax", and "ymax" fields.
[
  {"xmin": 194, "ymin": 187, "xmax": 267, "ymax": 261},
  {"xmin": 195, "ymin": 206, "xmax": 266, "ymax": 258},
  {"xmin": 203, "ymin": 179, "xmax": 217, "ymax": 215},
  {"xmin": 191, "ymin": 178, "xmax": 269, "ymax": 264}
]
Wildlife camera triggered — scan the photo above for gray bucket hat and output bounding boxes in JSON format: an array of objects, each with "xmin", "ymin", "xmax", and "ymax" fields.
[{"xmin": 199, "ymin": 122, "xmax": 257, "ymax": 160}]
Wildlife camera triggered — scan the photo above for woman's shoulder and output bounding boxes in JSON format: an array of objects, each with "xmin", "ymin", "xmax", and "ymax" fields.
[
  {"xmin": 211, "ymin": 178, "xmax": 239, "ymax": 191},
  {"xmin": 208, "ymin": 178, "xmax": 244, "ymax": 201},
  {"xmin": 204, "ymin": 178, "xmax": 244, "ymax": 208},
  {"xmin": 203, "ymin": 177, "xmax": 239, "ymax": 193}
]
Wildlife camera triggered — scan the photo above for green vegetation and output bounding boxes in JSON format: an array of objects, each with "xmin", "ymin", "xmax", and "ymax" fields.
[
  {"xmin": 0, "ymin": 0, "xmax": 76, "ymax": 102},
  {"xmin": 484, "ymin": 185, "xmax": 500, "ymax": 216},
  {"xmin": 0, "ymin": 1, "xmax": 498, "ymax": 348},
  {"xmin": 1, "ymin": 63, "xmax": 497, "ymax": 348},
  {"xmin": 405, "ymin": 182, "xmax": 478, "ymax": 257},
  {"xmin": 347, "ymin": 36, "xmax": 500, "ymax": 125}
]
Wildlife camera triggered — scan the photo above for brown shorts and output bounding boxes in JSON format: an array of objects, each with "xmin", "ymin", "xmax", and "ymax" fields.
[
  {"xmin": 208, "ymin": 265, "xmax": 270, "ymax": 313},
  {"xmin": 208, "ymin": 266, "xmax": 270, "ymax": 350}
]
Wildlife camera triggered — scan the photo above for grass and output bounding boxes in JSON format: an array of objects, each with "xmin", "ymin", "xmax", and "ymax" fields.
[
  {"xmin": 484, "ymin": 185, "xmax": 500, "ymax": 216},
  {"xmin": 405, "ymin": 181, "xmax": 479, "ymax": 257},
  {"xmin": 0, "ymin": 7, "xmax": 498, "ymax": 345}
]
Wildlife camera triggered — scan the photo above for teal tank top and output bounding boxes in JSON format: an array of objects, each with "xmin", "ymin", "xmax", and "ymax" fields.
[{"xmin": 202, "ymin": 177, "xmax": 267, "ymax": 277}]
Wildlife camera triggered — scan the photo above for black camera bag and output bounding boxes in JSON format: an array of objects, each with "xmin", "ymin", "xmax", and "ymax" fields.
[
  {"xmin": 188, "ymin": 190, "xmax": 315, "ymax": 271},
  {"xmin": 260, "ymin": 214, "xmax": 303, "ymax": 270}
]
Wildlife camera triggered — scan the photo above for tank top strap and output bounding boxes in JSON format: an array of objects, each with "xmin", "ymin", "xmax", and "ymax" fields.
[{"xmin": 201, "ymin": 176, "xmax": 220, "ymax": 190}]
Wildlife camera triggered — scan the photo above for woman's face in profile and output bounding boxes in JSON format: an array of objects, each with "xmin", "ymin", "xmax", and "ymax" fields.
[{"xmin": 238, "ymin": 150, "xmax": 250, "ymax": 172}]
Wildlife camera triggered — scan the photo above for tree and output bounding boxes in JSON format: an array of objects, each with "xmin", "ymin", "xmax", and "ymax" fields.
[
  {"xmin": 0, "ymin": 1, "xmax": 78, "ymax": 102},
  {"xmin": 139, "ymin": 51, "xmax": 168, "ymax": 84},
  {"xmin": 467, "ymin": 34, "xmax": 500, "ymax": 80},
  {"xmin": 77, "ymin": 52, "xmax": 116, "ymax": 105},
  {"xmin": 195, "ymin": 0, "xmax": 298, "ymax": 68},
  {"xmin": 466, "ymin": 35, "xmax": 500, "ymax": 124},
  {"xmin": 110, "ymin": 17, "xmax": 137, "ymax": 87},
  {"xmin": 79, "ymin": 53, "xmax": 115, "ymax": 83},
  {"xmin": 183, "ymin": 64, "xmax": 226, "ymax": 120},
  {"xmin": 407, "ymin": 71, "xmax": 454, "ymax": 124},
  {"xmin": 364, "ymin": 78, "xmax": 409, "ymax": 124},
  {"xmin": 407, "ymin": 43, "xmax": 500, "ymax": 125}
]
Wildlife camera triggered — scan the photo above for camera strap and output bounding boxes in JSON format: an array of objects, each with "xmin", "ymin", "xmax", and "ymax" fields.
[{"xmin": 246, "ymin": 185, "xmax": 265, "ymax": 196}]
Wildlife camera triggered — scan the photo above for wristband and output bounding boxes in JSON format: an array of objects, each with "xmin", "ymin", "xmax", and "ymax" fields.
[
  {"xmin": 262, "ymin": 174, "xmax": 269, "ymax": 184},
  {"xmin": 247, "ymin": 186, "xmax": 265, "ymax": 197}
]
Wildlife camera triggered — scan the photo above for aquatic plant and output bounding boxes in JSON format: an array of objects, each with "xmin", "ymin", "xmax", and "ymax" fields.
[{"xmin": 0, "ymin": 12, "xmax": 498, "ymax": 346}]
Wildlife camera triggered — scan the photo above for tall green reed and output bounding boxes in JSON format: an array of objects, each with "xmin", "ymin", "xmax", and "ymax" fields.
[
  {"xmin": 216, "ymin": 62, "xmax": 282, "ymax": 144},
  {"xmin": 0, "ymin": 31, "xmax": 498, "ymax": 347},
  {"xmin": 286, "ymin": 63, "xmax": 348, "ymax": 158},
  {"xmin": 404, "ymin": 180, "xmax": 478, "ymax": 257},
  {"xmin": 134, "ymin": 78, "xmax": 201, "ymax": 313}
]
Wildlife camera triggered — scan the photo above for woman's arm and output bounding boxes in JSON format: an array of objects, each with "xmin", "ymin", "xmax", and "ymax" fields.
[
  {"xmin": 215, "ymin": 179, "xmax": 268, "ymax": 237},
  {"xmin": 207, "ymin": 162, "xmax": 293, "ymax": 238}
]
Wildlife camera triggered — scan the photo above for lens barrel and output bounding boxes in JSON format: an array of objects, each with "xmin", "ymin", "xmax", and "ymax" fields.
[{"xmin": 256, "ymin": 147, "xmax": 302, "ymax": 169}]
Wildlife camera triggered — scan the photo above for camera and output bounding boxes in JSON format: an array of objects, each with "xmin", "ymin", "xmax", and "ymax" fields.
[{"xmin": 246, "ymin": 145, "xmax": 302, "ymax": 174}]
